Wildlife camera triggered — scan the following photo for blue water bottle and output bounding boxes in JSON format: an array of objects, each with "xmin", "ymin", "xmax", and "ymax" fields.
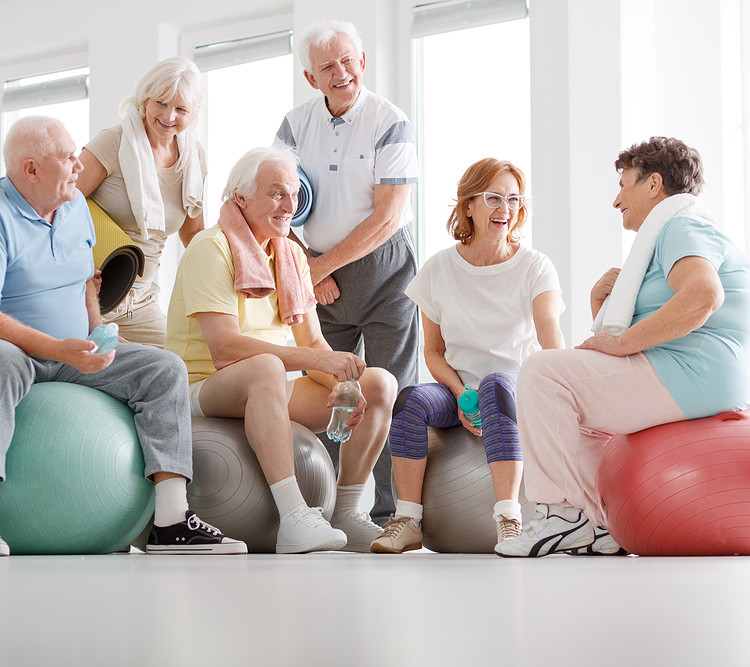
[
  {"xmin": 458, "ymin": 384, "xmax": 482, "ymax": 428},
  {"xmin": 87, "ymin": 323, "xmax": 119, "ymax": 354},
  {"xmin": 326, "ymin": 380, "xmax": 361, "ymax": 443}
]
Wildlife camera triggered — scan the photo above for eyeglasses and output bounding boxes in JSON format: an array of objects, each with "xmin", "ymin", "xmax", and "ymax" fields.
[{"xmin": 473, "ymin": 192, "xmax": 527, "ymax": 211}]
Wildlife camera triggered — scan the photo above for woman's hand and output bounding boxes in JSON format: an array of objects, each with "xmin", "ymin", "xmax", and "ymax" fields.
[
  {"xmin": 591, "ymin": 267, "xmax": 621, "ymax": 317},
  {"xmin": 458, "ymin": 409, "xmax": 483, "ymax": 437},
  {"xmin": 575, "ymin": 332, "xmax": 631, "ymax": 356}
]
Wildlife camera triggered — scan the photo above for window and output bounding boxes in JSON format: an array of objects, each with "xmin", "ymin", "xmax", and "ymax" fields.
[
  {"xmin": 194, "ymin": 32, "xmax": 293, "ymax": 225},
  {"xmin": 1, "ymin": 67, "xmax": 90, "ymax": 167},
  {"xmin": 412, "ymin": 2, "xmax": 531, "ymax": 264}
]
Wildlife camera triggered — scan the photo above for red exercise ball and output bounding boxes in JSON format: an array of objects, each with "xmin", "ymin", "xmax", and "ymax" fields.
[{"xmin": 596, "ymin": 411, "xmax": 750, "ymax": 556}]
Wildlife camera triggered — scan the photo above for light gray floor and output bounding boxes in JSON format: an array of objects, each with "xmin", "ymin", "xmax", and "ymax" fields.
[{"xmin": 2, "ymin": 551, "xmax": 749, "ymax": 667}]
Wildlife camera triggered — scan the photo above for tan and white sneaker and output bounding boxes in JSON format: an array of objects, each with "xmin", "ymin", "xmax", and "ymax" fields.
[{"xmin": 370, "ymin": 515, "xmax": 422, "ymax": 554}]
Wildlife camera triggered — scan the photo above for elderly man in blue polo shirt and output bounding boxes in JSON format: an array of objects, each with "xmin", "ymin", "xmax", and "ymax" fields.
[
  {"xmin": 275, "ymin": 19, "xmax": 419, "ymax": 525},
  {"xmin": 0, "ymin": 116, "xmax": 246, "ymax": 556}
]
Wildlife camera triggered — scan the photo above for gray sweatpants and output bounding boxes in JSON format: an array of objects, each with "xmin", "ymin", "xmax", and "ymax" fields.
[
  {"xmin": 0, "ymin": 339, "xmax": 193, "ymax": 482},
  {"xmin": 311, "ymin": 227, "xmax": 419, "ymax": 521}
]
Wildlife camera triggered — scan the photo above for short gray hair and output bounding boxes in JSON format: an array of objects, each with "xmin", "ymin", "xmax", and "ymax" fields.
[
  {"xmin": 3, "ymin": 116, "xmax": 66, "ymax": 172},
  {"xmin": 222, "ymin": 146, "xmax": 299, "ymax": 201},
  {"xmin": 296, "ymin": 20, "xmax": 364, "ymax": 73}
]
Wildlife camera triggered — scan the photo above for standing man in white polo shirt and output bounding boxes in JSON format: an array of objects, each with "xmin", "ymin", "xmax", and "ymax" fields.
[{"xmin": 275, "ymin": 19, "xmax": 419, "ymax": 525}]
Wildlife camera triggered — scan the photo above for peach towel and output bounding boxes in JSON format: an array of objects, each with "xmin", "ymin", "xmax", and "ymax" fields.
[{"xmin": 217, "ymin": 200, "xmax": 315, "ymax": 326}]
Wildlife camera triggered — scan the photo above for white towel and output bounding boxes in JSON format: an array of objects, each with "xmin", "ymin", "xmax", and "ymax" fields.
[
  {"xmin": 119, "ymin": 105, "xmax": 203, "ymax": 241},
  {"xmin": 592, "ymin": 193, "xmax": 714, "ymax": 335}
]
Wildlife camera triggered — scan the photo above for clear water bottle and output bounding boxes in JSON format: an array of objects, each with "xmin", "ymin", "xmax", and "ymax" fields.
[
  {"xmin": 87, "ymin": 323, "xmax": 119, "ymax": 354},
  {"xmin": 458, "ymin": 384, "xmax": 482, "ymax": 428},
  {"xmin": 326, "ymin": 379, "xmax": 361, "ymax": 444}
]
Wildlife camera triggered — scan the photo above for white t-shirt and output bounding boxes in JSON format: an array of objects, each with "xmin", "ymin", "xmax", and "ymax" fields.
[
  {"xmin": 406, "ymin": 243, "xmax": 563, "ymax": 387},
  {"xmin": 275, "ymin": 87, "xmax": 418, "ymax": 253}
]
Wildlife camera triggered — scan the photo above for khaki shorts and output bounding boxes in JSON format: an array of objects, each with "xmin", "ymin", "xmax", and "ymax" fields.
[{"xmin": 189, "ymin": 377, "xmax": 296, "ymax": 418}]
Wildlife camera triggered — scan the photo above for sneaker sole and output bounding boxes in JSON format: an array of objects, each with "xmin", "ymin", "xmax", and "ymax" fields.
[
  {"xmin": 564, "ymin": 545, "xmax": 628, "ymax": 556},
  {"xmin": 276, "ymin": 535, "xmax": 347, "ymax": 554},
  {"xmin": 146, "ymin": 543, "xmax": 248, "ymax": 555},
  {"xmin": 370, "ymin": 541, "xmax": 422, "ymax": 554},
  {"xmin": 146, "ymin": 544, "xmax": 247, "ymax": 556}
]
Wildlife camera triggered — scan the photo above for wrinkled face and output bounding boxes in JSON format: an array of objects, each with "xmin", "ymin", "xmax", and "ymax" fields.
[
  {"xmin": 613, "ymin": 167, "xmax": 658, "ymax": 232},
  {"xmin": 465, "ymin": 171, "xmax": 522, "ymax": 244},
  {"xmin": 304, "ymin": 33, "xmax": 365, "ymax": 117},
  {"xmin": 36, "ymin": 124, "xmax": 83, "ymax": 209},
  {"xmin": 237, "ymin": 160, "xmax": 300, "ymax": 248},
  {"xmin": 143, "ymin": 91, "xmax": 192, "ymax": 142}
]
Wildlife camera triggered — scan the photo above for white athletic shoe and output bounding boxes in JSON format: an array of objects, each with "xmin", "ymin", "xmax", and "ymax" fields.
[
  {"xmin": 331, "ymin": 510, "xmax": 384, "ymax": 552},
  {"xmin": 0, "ymin": 535, "xmax": 9, "ymax": 557},
  {"xmin": 276, "ymin": 506, "xmax": 347, "ymax": 554},
  {"xmin": 495, "ymin": 503, "xmax": 595, "ymax": 557},
  {"xmin": 565, "ymin": 526, "xmax": 628, "ymax": 556}
]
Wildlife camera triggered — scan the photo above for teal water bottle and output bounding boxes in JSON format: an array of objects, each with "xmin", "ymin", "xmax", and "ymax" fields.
[
  {"xmin": 458, "ymin": 384, "xmax": 482, "ymax": 428},
  {"xmin": 87, "ymin": 323, "xmax": 119, "ymax": 354}
]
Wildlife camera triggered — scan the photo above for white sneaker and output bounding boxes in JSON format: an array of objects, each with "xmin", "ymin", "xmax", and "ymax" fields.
[
  {"xmin": 495, "ymin": 503, "xmax": 595, "ymax": 557},
  {"xmin": 0, "ymin": 535, "xmax": 9, "ymax": 557},
  {"xmin": 565, "ymin": 526, "xmax": 628, "ymax": 556},
  {"xmin": 331, "ymin": 510, "xmax": 384, "ymax": 552},
  {"xmin": 276, "ymin": 506, "xmax": 347, "ymax": 554}
]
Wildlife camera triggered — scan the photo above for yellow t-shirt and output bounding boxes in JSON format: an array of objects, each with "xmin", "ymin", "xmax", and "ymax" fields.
[{"xmin": 165, "ymin": 225, "xmax": 312, "ymax": 384}]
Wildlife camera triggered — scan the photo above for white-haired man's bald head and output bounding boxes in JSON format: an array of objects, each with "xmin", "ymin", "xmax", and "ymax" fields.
[{"xmin": 3, "ymin": 116, "xmax": 67, "ymax": 174}]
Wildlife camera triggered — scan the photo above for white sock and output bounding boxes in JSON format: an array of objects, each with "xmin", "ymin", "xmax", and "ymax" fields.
[
  {"xmin": 493, "ymin": 499, "xmax": 522, "ymax": 523},
  {"xmin": 395, "ymin": 499, "xmax": 423, "ymax": 525},
  {"xmin": 270, "ymin": 476, "xmax": 307, "ymax": 519},
  {"xmin": 332, "ymin": 484, "xmax": 365, "ymax": 522},
  {"xmin": 153, "ymin": 477, "xmax": 189, "ymax": 527}
]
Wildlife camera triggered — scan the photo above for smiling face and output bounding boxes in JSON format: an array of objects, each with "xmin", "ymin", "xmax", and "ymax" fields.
[
  {"xmin": 236, "ymin": 159, "xmax": 300, "ymax": 249},
  {"xmin": 304, "ymin": 33, "xmax": 365, "ymax": 117},
  {"xmin": 143, "ymin": 91, "xmax": 192, "ymax": 143},
  {"xmin": 36, "ymin": 124, "xmax": 83, "ymax": 212},
  {"xmin": 465, "ymin": 171, "xmax": 522, "ymax": 245},
  {"xmin": 612, "ymin": 167, "xmax": 665, "ymax": 232}
]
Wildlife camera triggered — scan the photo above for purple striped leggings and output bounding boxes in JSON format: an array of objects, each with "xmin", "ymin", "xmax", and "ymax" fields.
[{"xmin": 389, "ymin": 373, "xmax": 522, "ymax": 463}]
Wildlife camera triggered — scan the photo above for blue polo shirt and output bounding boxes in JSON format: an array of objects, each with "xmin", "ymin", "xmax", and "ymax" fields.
[
  {"xmin": 0, "ymin": 177, "xmax": 95, "ymax": 340},
  {"xmin": 635, "ymin": 216, "xmax": 750, "ymax": 418}
]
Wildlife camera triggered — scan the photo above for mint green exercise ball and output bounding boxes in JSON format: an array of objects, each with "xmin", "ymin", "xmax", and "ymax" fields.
[{"xmin": 0, "ymin": 383, "xmax": 155, "ymax": 555}]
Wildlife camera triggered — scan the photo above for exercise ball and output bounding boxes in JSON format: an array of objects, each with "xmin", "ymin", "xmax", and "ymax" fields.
[
  {"xmin": 597, "ymin": 411, "xmax": 750, "ymax": 556},
  {"xmin": 186, "ymin": 417, "xmax": 337, "ymax": 553},
  {"xmin": 0, "ymin": 383, "xmax": 155, "ymax": 555},
  {"xmin": 418, "ymin": 426, "xmax": 534, "ymax": 553}
]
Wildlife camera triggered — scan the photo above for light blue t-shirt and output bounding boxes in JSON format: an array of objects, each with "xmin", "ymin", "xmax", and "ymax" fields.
[
  {"xmin": 0, "ymin": 177, "xmax": 95, "ymax": 341},
  {"xmin": 635, "ymin": 216, "xmax": 750, "ymax": 418}
]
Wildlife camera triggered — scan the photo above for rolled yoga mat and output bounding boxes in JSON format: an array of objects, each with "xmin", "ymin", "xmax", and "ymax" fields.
[
  {"xmin": 88, "ymin": 199, "xmax": 145, "ymax": 314},
  {"xmin": 291, "ymin": 167, "xmax": 314, "ymax": 227}
]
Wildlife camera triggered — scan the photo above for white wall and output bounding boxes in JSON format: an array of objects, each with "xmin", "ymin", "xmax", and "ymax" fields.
[{"xmin": 0, "ymin": 0, "xmax": 746, "ymax": 347}]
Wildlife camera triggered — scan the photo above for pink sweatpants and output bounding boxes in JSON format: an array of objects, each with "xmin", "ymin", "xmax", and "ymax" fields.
[{"xmin": 518, "ymin": 349, "xmax": 685, "ymax": 527}]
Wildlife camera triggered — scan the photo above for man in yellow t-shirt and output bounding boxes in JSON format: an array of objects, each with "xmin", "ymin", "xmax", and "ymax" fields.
[{"xmin": 166, "ymin": 147, "xmax": 397, "ymax": 554}]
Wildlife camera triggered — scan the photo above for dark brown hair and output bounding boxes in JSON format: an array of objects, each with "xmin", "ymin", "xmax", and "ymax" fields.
[{"xmin": 614, "ymin": 136, "xmax": 704, "ymax": 195}]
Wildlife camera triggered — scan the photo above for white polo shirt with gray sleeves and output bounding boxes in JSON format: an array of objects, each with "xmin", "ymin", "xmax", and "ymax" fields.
[{"xmin": 275, "ymin": 86, "xmax": 419, "ymax": 254}]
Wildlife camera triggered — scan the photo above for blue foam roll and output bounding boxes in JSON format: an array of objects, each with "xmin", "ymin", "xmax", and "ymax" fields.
[{"xmin": 292, "ymin": 167, "xmax": 314, "ymax": 227}]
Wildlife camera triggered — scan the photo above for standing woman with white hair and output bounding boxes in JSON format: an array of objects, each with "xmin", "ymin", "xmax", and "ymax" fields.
[{"xmin": 77, "ymin": 56, "xmax": 206, "ymax": 347}]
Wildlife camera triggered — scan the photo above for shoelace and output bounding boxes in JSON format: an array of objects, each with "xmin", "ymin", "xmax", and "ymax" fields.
[
  {"xmin": 187, "ymin": 514, "xmax": 221, "ymax": 536},
  {"xmin": 498, "ymin": 518, "xmax": 521, "ymax": 542},
  {"xmin": 349, "ymin": 511, "xmax": 376, "ymax": 527},
  {"xmin": 380, "ymin": 516, "xmax": 412, "ymax": 538},
  {"xmin": 291, "ymin": 506, "xmax": 326, "ymax": 527}
]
